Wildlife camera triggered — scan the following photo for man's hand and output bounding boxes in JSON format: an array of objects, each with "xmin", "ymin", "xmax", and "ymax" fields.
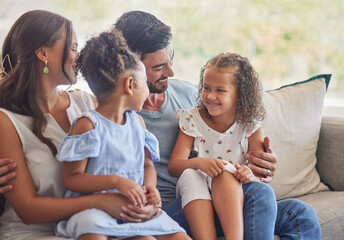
[
  {"xmin": 0, "ymin": 158, "xmax": 17, "ymax": 193},
  {"xmin": 247, "ymin": 137, "xmax": 277, "ymax": 183}
]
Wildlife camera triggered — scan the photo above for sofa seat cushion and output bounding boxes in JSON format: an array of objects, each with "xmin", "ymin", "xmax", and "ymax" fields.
[{"xmin": 297, "ymin": 191, "xmax": 344, "ymax": 240}]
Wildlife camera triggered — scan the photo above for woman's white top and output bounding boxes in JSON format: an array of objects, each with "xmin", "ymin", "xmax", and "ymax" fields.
[{"xmin": 0, "ymin": 91, "xmax": 94, "ymax": 240}]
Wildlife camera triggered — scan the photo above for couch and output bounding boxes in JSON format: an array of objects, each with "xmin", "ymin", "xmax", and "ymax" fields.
[
  {"xmin": 1, "ymin": 75, "xmax": 343, "ymax": 240},
  {"xmin": 292, "ymin": 114, "xmax": 344, "ymax": 240},
  {"xmin": 261, "ymin": 74, "xmax": 344, "ymax": 240}
]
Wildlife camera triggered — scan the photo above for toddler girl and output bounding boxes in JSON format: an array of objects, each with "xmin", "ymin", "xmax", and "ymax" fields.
[
  {"xmin": 168, "ymin": 53, "xmax": 267, "ymax": 240},
  {"xmin": 55, "ymin": 30, "xmax": 189, "ymax": 240}
]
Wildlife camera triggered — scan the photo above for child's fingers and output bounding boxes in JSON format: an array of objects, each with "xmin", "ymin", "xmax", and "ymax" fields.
[
  {"xmin": 127, "ymin": 192, "xmax": 138, "ymax": 206},
  {"xmin": 136, "ymin": 190, "xmax": 147, "ymax": 207},
  {"xmin": 148, "ymin": 195, "xmax": 159, "ymax": 205},
  {"xmin": 128, "ymin": 189, "xmax": 146, "ymax": 207},
  {"xmin": 203, "ymin": 169, "xmax": 214, "ymax": 178},
  {"xmin": 216, "ymin": 160, "xmax": 226, "ymax": 171},
  {"xmin": 236, "ymin": 169, "xmax": 250, "ymax": 182},
  {"xmin": 210, "ymin": 167, "xmax": 221, "ymax": 177}
]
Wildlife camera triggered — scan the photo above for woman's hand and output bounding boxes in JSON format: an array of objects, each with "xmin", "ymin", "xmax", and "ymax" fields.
[
  {"xmin": 0, "ymin": 158, "xmax": 17, "ymax": 193},
  {"xmin": 234, "ymin": 164, "xmax": 259, "ymax": 184},
  {"xmin": 196, "ymin": 157, "xmax": 226, "ymax": 178},
  {"xmin": 247, "ymin": 137, "xmax": 277, "ymax": 183},
  {"xmin": 120, "ymin": 203, "xmax": 157, "ymax": 223},
  {"xmin": 116, "ymin": 177, "xmax": 147, "ymax": 207}
]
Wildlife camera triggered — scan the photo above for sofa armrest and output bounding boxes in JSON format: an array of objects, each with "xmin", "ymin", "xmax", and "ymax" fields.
[{"xmin": 316, "ymin": 114, "xmax": 344, "ymax": 191}]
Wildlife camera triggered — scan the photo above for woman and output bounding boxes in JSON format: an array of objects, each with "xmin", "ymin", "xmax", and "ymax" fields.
[{"xmin": 0, "ymin": 10, "xmax": 156, "ymax": 240}]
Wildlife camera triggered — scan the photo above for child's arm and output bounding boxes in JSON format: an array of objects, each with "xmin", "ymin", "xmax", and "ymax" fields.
[
  {"xmin": 63, "ymin": 117, "xmax": 146, "ymax": 207},
  {"xmin": 137, "ymin": 115, "xmax": 160, "ymax": 206},
  {"xmin": 234, "ymin": 127, "xmax": 264, "ymax": 183},
  {"xmin": 169, "ymin": 130, "xmax": 226, "ymax": 178},
  {"xmin": 142, "ymin": 147, "xmax": 161, "ymax": 206}
]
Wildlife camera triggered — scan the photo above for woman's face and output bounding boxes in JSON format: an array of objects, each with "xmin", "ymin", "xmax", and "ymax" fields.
[
  {"xmin": 65, "ymin": 31, "xmax": 79, "ymax": 85},
  {"xmin": 44, "ymin": 28, "xmax": 78, "ymax": 86}
]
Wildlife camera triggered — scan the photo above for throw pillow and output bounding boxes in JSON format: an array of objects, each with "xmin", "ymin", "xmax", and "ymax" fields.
[{"xmin": 262, "ymin": 74, "xmax": 331, "ymax": 200}]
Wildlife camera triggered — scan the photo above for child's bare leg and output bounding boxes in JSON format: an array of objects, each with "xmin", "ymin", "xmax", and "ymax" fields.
[
  {"xmin": 183, "ymin": 199, "xmax": 217, "ymax": 240},
  {"xmin": 78, "ymin": 233, "xmax": 108, "ymax": 240},
  {"xmin": 212, "ymin": 171, "xmax": 244, "ymax": 240},
  {"xmin": 155, "ymin": 232, "xmax": 191, "ymax": 240},
  {"xmin": 126, "ymin": 236, "xmax": 156, "ymax": 240}
]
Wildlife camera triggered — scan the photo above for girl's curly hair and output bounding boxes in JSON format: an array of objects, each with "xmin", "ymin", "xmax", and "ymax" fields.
[
  {"xmin": 77, "ymin": 29, "xmax": 140, "ymax": 104},
  {"xmin": 197, "ymin": 52, "xmax": 266, "ymax": 132}
]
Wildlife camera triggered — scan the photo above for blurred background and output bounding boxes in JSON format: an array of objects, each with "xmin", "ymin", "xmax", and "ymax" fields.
[{"xmin": 1, "ymin": 0, "xmax": 343, "ymax": 115}]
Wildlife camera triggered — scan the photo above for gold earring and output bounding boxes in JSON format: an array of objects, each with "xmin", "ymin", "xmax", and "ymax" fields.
[
  {"xmin": 43, "ymin": 60, "xmax": 49, "ymax": 74},
  {"xmin": 0, "ymin": 54, "xmax": 13, "ymax": 76}
]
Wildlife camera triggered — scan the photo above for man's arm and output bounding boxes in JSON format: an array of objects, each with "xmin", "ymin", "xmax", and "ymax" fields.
[
  {"xmin": 0, "ymin": 158, "xmax": 17, "ymax": 215},
  {"xmin": 0, "ymin": 158, "xmax": 17, "ymax": 193},
  {"xmin": 246, "ymin": 136, "xmax": 277, "ymax": 183}
]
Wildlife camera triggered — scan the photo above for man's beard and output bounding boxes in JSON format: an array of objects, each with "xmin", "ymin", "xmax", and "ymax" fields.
[{"xmin": 147, "ymin": 78, "xmax": 168, "ymax": 94}]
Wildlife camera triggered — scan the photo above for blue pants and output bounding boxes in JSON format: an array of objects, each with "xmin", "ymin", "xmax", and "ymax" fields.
[{"xmin": 162, "ymin": 181, "xmax": 321, "ymax": 240}]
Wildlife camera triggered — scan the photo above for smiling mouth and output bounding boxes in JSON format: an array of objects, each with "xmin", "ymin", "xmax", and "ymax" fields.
[
  {"xmin": 206, "ymin": 102, "xmax": 220, "ymax": 108},
  {"xmin": 156, "ymin": 78, "xmax": 168, "ymax": 84}
]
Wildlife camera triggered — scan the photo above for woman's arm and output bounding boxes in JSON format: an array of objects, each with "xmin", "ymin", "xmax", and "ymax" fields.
[
  {"xmin": 169, "ymin": 130, "xmax": 225, "ymax": 178},
  {"xmin": 0, "ymin": 112, "xmax": 135, "ymax": 224}
]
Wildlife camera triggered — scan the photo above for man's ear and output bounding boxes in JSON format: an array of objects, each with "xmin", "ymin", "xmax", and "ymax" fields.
[
  {"xmin": 35, "ymin": 47, "xmax": 47, "ymax": 63},
  {"xmin": 124, "ymin": 76, "xmax": 134, "ymax": 96}
]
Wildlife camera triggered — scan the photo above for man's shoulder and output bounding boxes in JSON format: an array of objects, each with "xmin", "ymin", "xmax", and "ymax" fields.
[
  {"xmin": 168, "ymin": 79, "xmax": 197, "ymax": 94},
  {"xmin": 167, "ymin": 79, "xmax": 197, "ymax": 107}
]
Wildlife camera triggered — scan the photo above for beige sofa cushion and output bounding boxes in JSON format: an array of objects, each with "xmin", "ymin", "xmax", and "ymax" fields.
[
  {"xmin": 262, "ymin": 75, "xmax": 331, "ymax": 200},
  {"xmin": 297, "ymin": 191, "xmax": 344, "ymax": 240}
]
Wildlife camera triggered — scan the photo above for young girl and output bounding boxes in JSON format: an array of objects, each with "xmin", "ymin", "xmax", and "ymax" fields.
[
  {"xmin": 168, "ymin": 53, "xmax": 267, "ymax": 240},
  {"xmin": 55, "ymin": 30, "xmax": 189, "ymax": 240}
]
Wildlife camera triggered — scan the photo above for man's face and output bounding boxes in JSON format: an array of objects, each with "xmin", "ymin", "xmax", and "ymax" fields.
[{"xmin": 141, "ymin": 44, "xmax": 174, "ymax": 94}]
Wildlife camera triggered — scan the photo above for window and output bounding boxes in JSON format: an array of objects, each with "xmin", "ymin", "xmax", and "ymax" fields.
[{"xmin": 1, "ymin": 0, "xmax": 343, "ymax": 115}]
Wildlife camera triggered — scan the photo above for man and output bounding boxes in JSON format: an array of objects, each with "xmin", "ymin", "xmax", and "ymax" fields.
[{"xmin": 114, "ymin": 10, "xmax": 321, "ymax": 239}]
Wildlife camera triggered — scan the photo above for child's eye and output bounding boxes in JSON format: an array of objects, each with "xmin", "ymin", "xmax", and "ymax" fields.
[{"xmin": 217, "ymin": 89, "xmax": 226, "ymax": 92}]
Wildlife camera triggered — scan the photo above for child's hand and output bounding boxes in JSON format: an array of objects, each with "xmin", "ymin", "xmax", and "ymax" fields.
[
  {"xmin": 117, "ymin": 177, "xmax": 147, "ymax": 207},
  {"xmin": 233, "ymin": 164, "xmax": 259, "ymax": 184},
  {"xmin": 197, "ymin": 158, "xmax": 226, "ymax": 178},
  {"xmin": 142, "ymin": 185, "xmax": 161, "ymax": 206}
]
